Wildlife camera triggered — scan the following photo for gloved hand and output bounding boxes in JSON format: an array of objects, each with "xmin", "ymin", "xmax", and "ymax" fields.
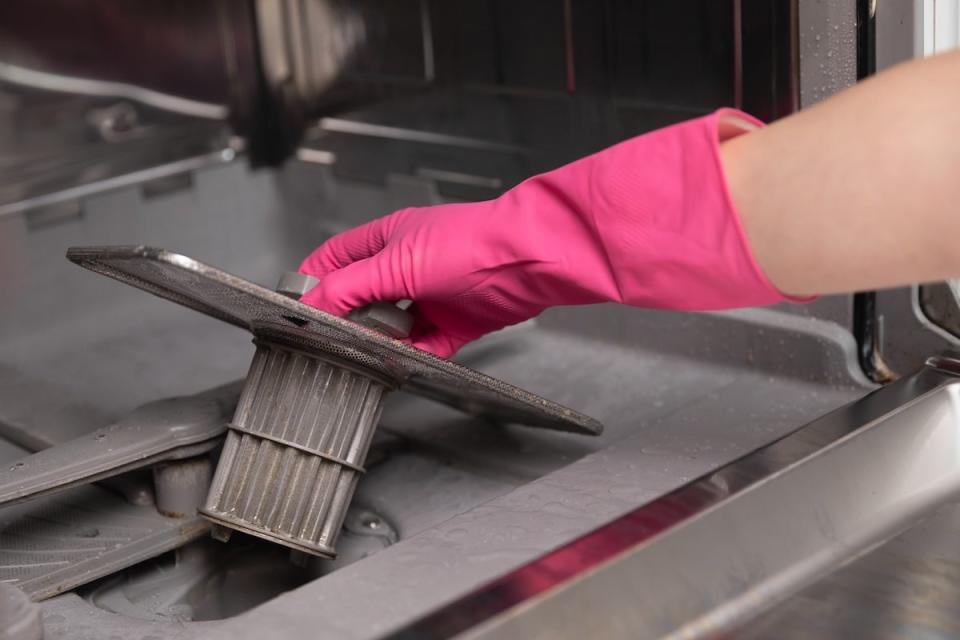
[{"xmin": 300, "ymin": 108, "xmax": 806, "ymax": 358}]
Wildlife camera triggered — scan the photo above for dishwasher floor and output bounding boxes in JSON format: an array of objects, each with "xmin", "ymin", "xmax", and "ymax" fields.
[{"xmin": 0, "ymin": 160, "xmax": 872, "ymax": 639}]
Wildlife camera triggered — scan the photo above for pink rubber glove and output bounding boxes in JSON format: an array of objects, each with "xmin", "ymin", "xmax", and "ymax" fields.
[{"xmin": 300, "ymin": 108, "xmax": 806, "ymax": 358}]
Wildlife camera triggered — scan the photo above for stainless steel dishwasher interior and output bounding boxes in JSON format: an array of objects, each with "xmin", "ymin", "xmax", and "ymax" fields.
[
  {"xmin": 396, "ymin": 363, "xmax": 960, "ymax": 640},
  {"xmin": 0, "ymin": 159, "xmax": 872, "ymax": 639}
]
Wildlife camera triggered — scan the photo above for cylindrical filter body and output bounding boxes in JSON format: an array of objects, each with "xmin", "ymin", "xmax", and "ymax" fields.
[{"xmin": 200, "ymin": 334, "xmax": 390, "ymax": 557}]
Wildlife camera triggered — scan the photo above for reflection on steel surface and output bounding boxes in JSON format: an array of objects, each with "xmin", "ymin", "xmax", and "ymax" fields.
[
  {"xmin": 920, "ymin": 281, "xmax": 960, "ymax": 341},
  {"xmin": 0, "ymin": 62, "xmax": 226, "ymax": 120},
  {"xmin": 0, "ymin": 148, "xmax": 239, "ymax": 219},
  {"xmin": 387, "ymin": 355, "xmax": 960, "ymax": 639}
]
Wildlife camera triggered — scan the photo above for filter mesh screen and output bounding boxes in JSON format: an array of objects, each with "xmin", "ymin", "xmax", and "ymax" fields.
[{"xmin": 66, "ymin": 246, "xmax": 603, "ymax": 436}]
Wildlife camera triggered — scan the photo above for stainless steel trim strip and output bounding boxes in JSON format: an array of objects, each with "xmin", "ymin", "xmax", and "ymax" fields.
[
  {"xmin": 925, "ymin": 352, "xmax": 960, "ymax": 377},
  {"xmin": 0, "ymin": 62, "xmax": 228, "ymax": 119},
  {"xmin": 0, "ymin": 148, "xmax": 238, "ymax": 218},
  {"xmin": 383, "ymin": 357, "xmax": 960, "ymax": 640},
  {"xmin": 315, "ymin": 118, "xmax": 528, "ymax": 153}
]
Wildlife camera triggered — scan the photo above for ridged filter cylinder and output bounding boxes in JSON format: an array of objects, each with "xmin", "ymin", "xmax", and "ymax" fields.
[{"xmin": 200, "ymin": 336, "xmax": 391, "ymax": 557}]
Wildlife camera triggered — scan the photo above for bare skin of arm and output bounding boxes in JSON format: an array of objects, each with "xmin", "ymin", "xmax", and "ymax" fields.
[{"xmin": 721, "ymin": 48, "xmax": 960, "ymax": 297}]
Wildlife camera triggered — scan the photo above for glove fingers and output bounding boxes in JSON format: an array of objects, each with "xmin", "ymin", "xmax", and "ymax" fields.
[
  {"xmin": 299, "ymin": 216, "xmax": 393, "ymax": 277},
  {"xmin": 300, "ymin": 257, "xmax": 463, "ymax": 359},
  {"xmin": 409, "ymin": 332, "xmax": 464, "ymax": 359},
  {"xmin": 299, "ymin": 251, "xmax": 408, "ymax": 316}
]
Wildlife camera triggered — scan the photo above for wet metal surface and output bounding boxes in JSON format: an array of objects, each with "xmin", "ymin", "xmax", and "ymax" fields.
[
  {"xmin": 736, "ymin": 499, "xmax": 960, "ymax": 639},
  {"xmin": 385, "ymin": 361, "xmax": 960, "ymax": 639},
  {"xmin": 799, "ymin": 0, "xmax": 858, "ymax": 107}
]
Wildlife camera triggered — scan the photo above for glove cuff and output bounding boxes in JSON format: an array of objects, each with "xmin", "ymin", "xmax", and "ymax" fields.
[{"xmin": 576, "ymin": 107, "xmax": 815, "ymax": 310}]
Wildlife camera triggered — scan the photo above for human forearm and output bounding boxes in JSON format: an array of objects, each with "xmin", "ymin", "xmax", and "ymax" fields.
[
  {"xmin": 722, "ymin": 48, "xmax": 960, "ymax": 297},
  {"xmin": 300, "ymin": 110, "xmax": 792, "ymax": 357}
]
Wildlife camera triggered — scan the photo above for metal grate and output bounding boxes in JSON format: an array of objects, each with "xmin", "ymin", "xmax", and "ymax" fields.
[{"xmin": 0, "ymin": 485, "xmax": 208, "ymax": 600}]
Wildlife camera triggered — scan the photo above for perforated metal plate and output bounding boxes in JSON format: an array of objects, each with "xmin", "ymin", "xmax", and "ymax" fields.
[{"xmin": 66, "ymin": 246, "xmax": 603, "ymax": 436}]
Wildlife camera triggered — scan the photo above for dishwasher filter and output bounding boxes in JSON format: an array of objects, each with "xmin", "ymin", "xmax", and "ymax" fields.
[
  {"xmin": 202, "ymin": 331, "xmax": 391, "ymax": 556},
  {"xmin": 67, "ymin": 246, "xmax": 603, "ymax": 557}
]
